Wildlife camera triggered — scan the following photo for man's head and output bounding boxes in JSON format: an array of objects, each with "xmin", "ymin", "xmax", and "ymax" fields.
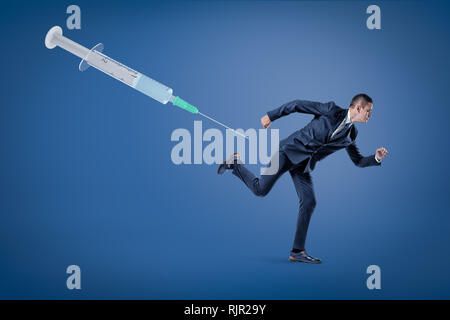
[{"xmin": 349, "ymin": 93, "xmax": 373, "ymax": 124}]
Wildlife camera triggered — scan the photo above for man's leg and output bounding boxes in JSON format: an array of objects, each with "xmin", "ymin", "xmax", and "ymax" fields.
[
  {"xmin": 290, "ymin": 170, "xmax": 316, "ymax": 252},
  {"xmin": 231, "ymin": 151, "xmax": 291, "ymax": 197}
]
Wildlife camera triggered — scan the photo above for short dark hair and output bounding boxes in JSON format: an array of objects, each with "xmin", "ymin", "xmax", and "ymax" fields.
[{"xmin": 350, "ymin": 93, "xmax": 373, "ymax": 108}]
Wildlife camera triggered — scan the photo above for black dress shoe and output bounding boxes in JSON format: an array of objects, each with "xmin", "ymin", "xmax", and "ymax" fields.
[
  {"xmin": 217, "ymin": 153, "xmax": 240, "ymax": 175},
  {"xmin": 289, "ymin": 251, "xmax": 322, "ymax": 264}
]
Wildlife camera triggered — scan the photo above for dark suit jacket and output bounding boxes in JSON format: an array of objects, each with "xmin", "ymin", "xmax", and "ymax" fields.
[{"xmin": 267, "ymin": 100, "xmax": 380, "ymax": 173}]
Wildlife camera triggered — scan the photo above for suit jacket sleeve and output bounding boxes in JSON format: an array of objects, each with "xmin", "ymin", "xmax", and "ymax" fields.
[
  {"xmin": 267, "ymin": 100, "xmax": 335, "ymax": 121},
  {"xmin": 346, "ymin": 143, "xmax": 381, "ymax": 168}
]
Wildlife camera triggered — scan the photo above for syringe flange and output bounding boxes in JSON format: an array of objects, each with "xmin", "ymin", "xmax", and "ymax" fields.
[{"xmin": 79, "ymin": 43, "xmax": 104, "ymax": 71}]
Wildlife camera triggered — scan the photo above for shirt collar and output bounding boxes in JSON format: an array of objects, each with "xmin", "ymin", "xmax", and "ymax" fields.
[{"xmin": 345, "ymin": 110, "xmax": 352, "ymax": 125}]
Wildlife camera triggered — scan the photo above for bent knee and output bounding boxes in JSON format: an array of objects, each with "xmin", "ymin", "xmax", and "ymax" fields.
[
  {"xmin": 254, "ymin": 188, "xmax": 269, "ymax": 197},
  {"xmin": 251, "ymin": 180, "xmax": 271, "ymax": 197},
  {"xmin": 252, "ymin": 185, "xmax": 271, "ymax": 197}
]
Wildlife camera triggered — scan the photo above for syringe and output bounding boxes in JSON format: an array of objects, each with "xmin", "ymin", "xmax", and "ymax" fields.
[{"xmin": 44, "ymin": 26, "xmax": 247, "ymax": 139}]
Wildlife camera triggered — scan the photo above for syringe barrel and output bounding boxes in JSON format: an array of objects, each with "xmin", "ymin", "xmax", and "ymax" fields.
[
  {"xmin": 85, "ymin": 50, "xmax": 173, "ymax": 104},
  {"xmin": 132, "ymin": 74, "xmax": 173, "ymax": 105}
]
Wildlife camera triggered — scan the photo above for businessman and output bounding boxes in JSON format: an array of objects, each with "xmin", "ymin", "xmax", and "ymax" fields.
[{"xmin": 217, "ymin": 94, "xmax": 388, "ymax": 263}]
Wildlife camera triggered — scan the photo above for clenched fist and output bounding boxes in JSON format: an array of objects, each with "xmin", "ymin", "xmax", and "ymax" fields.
[
  {"xmin": 376, "ymin": 147, "xmax": 388, "ymax": 161},
  {"xmin": 261, "ymin": 115, "xmax": 271, "ymax": 129}
]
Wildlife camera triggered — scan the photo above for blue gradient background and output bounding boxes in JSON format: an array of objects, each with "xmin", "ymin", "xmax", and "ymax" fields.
[{"xmin": 1, "ymin": 0, "xmax": 449, "ymax": 299}]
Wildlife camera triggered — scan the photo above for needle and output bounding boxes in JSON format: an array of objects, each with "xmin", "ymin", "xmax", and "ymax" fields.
[{"xmin": 198, "ymin": 112, "xmax": 248, "ymax": 140}]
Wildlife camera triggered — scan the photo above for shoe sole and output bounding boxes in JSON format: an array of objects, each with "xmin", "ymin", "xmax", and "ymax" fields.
[
  {"xmin": 218, "ymin": 154, "xmax": 240, "ymax": 175},
  {"xmin": 289, "ymin": 256, "xmax": 322, "ymax": 264},
  {"xmin": 217, "ymin": 162, "xmax": 227, "ymax": 175}
]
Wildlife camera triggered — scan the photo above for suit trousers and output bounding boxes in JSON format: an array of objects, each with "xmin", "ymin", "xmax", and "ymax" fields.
[{"xmin": 232, "ymin": 151, "xmax": 316, "ymax": 251}]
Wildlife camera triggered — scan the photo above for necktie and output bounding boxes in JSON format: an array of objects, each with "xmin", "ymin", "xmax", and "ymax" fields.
[{"xmin": 331, "ymin": 120, "xmax": 351, "ymax": 140}]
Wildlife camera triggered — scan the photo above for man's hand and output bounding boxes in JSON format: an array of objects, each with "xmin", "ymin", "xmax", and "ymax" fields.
[
  {"xmin": 261, "ymin": 115, "xmax": 271, "ymax": 129},
  {"xmin": 376, "ymin": 147, "xmax": 388, "ymax": 161}
]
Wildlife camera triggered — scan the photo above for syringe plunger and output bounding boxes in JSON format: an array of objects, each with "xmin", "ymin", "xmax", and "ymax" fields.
[{"xmin": 45, "ymin": 26, "xmax": 89, "ymax": 59}]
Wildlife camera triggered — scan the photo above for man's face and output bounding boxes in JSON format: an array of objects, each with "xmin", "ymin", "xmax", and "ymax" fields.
[{"xmin": 355, "ymin": 102, "xmax": 373, "ymax": 123}]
